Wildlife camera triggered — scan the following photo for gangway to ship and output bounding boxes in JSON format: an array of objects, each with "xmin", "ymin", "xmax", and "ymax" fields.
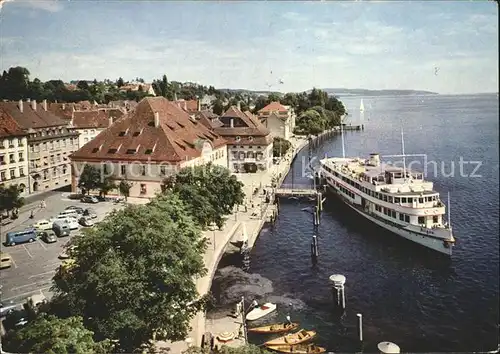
[{"xmin": 274, "ymin": 184, "xmax": 320, "ymax": 197}]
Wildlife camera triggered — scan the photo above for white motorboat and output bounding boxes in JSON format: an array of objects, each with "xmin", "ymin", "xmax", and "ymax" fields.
[{"xmin": 246, "ymin": 302, "xmax": 277, "ymax": 321}]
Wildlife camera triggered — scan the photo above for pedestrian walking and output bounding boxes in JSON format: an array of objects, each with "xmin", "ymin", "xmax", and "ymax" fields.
[{"xmin": 29, "ymin": 210, "xmax": 34, "ymax": 219}]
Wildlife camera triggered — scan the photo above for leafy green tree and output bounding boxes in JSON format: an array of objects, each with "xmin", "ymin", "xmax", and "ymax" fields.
[
  {"xmin": 51, "ymin": 195, "xmax": 207, "ymax": 351},
  {"xmin": 116, "ymin": 77, "xmax": 124, "ymax": 87},
  {"xmin": 294, "ymin": 109, "xmax": 325, "ymax": 135},
  {"xmin": 165, "ymin": 164, "xmax": 244, "ymax": 229},
  {"xmin": 273, "ymin": 137, "xmax": 292, "ymax": 157},
  {"xmin": 76, "ymin": 81, "xmax": 89, "ymax": 90},
  {"xmin": 212, "ymin": 99, "xmax": 225, "ymax": 115},
  {"xmin": 0, "ymin": 184, "xmax": 25, "ymax": 218},
  {"xmin": 118, "ymin": 179, "xmax": 133, "ymax": 201},
  {"xmin": 2, "ymin": 315, "xmax": 113, "ymax": 354},
  {"xmin": 77, "ymin": 164, "xmax": 101, "ymax": 195},
  {"xmin": 98, "ymin": 176, "xmax": 116, "ymax": 198}
]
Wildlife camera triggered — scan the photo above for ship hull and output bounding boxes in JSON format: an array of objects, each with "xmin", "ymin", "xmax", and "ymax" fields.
[{"xmin": 326, "ymin": 185, "xmax": 453, "ymax": 256}]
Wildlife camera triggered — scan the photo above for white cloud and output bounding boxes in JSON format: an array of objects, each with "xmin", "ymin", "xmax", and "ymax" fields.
[{"xmin": 0, "ymin": 0, "xmax": 63, "ymax": 13}]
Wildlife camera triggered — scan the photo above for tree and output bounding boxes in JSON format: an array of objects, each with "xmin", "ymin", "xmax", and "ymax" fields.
[
  {"xmin": 0, "ymin": 184, "xmax": 25, "ymax": 218},
  {"xmin": 116, "ymin": 77, "xmax": 124, "ymax": 87},
  {"xmin": 294, "ymin": 109, "xmax": 325, "ymax": 135},
  {"xmin": 166, "ymin": 164, "xmax": 244, "ymax": 229},
  {"xmin": 212, "ymin": 99, "xmax": 225, "ymax": 115},
  {"xmin": 118, "ymin": 179, "xmax": 133, "ymax": 201},
  {"xmin": 98, "ymin": 177, "xmax": 116, "ymax": 198},
  {"xmin": 76, "ymin": 81, "xmax": 89, "ymax": 90},
  {"xmin": 77, "ymin": 165, "xmax": 101, "ymax": 195},
  {"xmin": 51, "ymin": 195, "xmax": 207, "ymax": 351},
  {"xmin": 273, "ymin": 137, "xmax": 292, "ymax": 157},
  {"xmin": 2, "ymin": 315, "xmax": 113, "ymax": 354}
]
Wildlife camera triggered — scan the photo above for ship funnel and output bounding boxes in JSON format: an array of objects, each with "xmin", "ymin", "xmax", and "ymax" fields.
[{"xmin": 369, "ymin": 153, "xmax": 380, "ymax": 167}]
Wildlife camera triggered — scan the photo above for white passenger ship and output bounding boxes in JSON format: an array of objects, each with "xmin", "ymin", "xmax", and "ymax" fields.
[{"xmin": 319, "ymin": 152, "xmax": 456, "ymax": 255}]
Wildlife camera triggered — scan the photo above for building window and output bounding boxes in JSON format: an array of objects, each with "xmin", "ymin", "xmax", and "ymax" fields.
[
  {"xmin": 103, "ymin": 164, "xmax": 108, "ymax": 174},
  {"xmin": 10, "ymin": 169, "xmax": 15, "ymax": 178},
  {"xmin": 20, "ymin": 167, "xmax": 25, "ymax": 176},
  {"xmin": 235, "ymin": 136, "xmax": 241, "ymax": 142},
  {"xmin": 160, "ymin": 166, "xmax": 167, "ymax": 176},
  {"xmin": 53, "ymin": 167, "xmax": 57, "ymax": 176},
  {"xmin": 141, "ymin": 165, "xmax": 146, "ymax": 176},
  {"xmin": 140, "ymin": 183, "xmax": 147, "ymax": 194},
  {"xmin": 9, "ymin": 139, "xmax": 14, "ymax": 148},
  {"xmin": 43, "ymin": 170, "xmax": 48, "ymax": 180},
  {"xmin": 433, "ymin": 215, "xmax": 439, "ymax": 223},
  {"xmin": 418, "ymin": 216, "xmax": 425, "ymax": 225},
  {"xmin": 9, "ymin": 154, "xmax": 14, "ymax": 163},
  {"xmin": 0, "ymin": 171, "xmax": 5, "ymax": 180},
  {"xmin": 62, "ymin": 165, "xmax": 67, "ymax": 174},
  {"xmin": 121, "ymin": 165, "xmax": 126, "ymax": 176},
  {"xmin": 84, "ymin": 138, "xmax": 89, "ymax": 143},
  {"xmin": 18, "ymin": 152, "xmax": 24, "ymax": 161}
]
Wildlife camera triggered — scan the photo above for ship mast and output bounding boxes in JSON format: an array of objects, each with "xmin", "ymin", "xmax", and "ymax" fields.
[
  {"xmin": 447, "ymin": 191, "xmax": 452, "ymax": 229},
  {"xmin": 341, "ymin": 122, "xmax": 345, "ymax": 158},
  {"xmin": 401, "ymin": 128, "xmax": 406, "ymax": 179}
]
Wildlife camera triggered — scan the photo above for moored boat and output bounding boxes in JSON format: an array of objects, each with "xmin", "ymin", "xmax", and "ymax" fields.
[
  {"xmin": 266, "ymin": 343, "xmax": 326, "ymax": 353},
  {"xmin": 264, "ymin": 329, "xmax": 316, "ymax": 346},
  {"xmin": 246, "ymin": 303, "xmax": 277, "ymax": 321},
  {"xmin": 248, "ymin": 322, "xmax": 299, "ymax": 334}
]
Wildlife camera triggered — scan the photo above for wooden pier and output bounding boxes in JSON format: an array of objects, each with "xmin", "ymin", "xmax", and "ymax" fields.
[{"xmin": 274, "ymin": 187, "xmax": 319, "ymax": 197}]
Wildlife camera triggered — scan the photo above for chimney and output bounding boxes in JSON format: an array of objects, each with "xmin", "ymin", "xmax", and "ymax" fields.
[
  {"xmin": 237, "ymin": 101, "xmax": 241, "ymax": 111},
  {"xmin": 230, "ymin": 118, "xmax": 234, "ymax": 128},
  {"xmin": 31, "ymin": 100, "xmax": 37, "ymax": 111},
  {"xmin": 108, "ymin": 116, "xmax": 114, "ymax": 127},
  {"xmin": 183, "ymin": 101, "xmax": 187, "ymax": 111},
  {"xmin": 26, "ymin": 98, "xmax": 31, "ymax": 102},
  {"xmin": 18, "ymin": 100, "xmax": 23, "ymax": 113},
  {"xmin": 197, "ymin": 100, "xmax": 201, "ymax": 111},
  {"xmin": 154, "ymin": 112, "xmax": 160, "ymax": 127},
  {"xmin": 174, "ymin": 92, "xmax": 178, "ymax": 101},
  {"xmin": 43, "ymin": 99, "xmax": 48, "ymax": 111},
  {"xmin": 62, "ymin": 103, "xmax": 66, "ymax": 110}
]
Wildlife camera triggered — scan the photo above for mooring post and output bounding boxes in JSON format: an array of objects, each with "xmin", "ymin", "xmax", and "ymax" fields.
[
  {"xmin": 377, "ymin": 342, "xmax": 400, "ymax": 354},
  {"xmin": 311, "ymin": 235, "xmax": 319, "ymax": 257},
  {"xmin": 314, "ymin": 206, "xmax": 320, "ymax": 225},
  {"xmin": 357, "ymin": 313, "xmax": 363, "ymax": 342},
  {"xmin": 329, "ymin": 274, "xmax": 346, "ymax": 310}
]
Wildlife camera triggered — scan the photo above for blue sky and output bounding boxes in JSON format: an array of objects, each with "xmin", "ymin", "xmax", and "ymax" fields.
[{"xmin": 0, "ymin": 0, "xmax": 498, "ymax": 94}]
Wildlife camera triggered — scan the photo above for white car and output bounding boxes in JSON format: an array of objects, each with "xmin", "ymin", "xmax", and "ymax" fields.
[
  {"xmin": 32, "ymin": 219, "xmax": 53, "ymax": 230},
  {"xmin": 51, "ymin": 216, "xmax": 79, "ymax": 230}
]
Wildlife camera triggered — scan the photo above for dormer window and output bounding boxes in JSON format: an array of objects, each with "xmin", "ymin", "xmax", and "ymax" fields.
[
  {"xmin": 145, "ymin": 149, "xmax": 153, "ymax": 154},
  {"xmin": 133, "ymin": 128, "xmax": 143, "ymax": 137},
  {"xmin": 119, "ymin": 131, "xmax": 126, "ymax": 137},
  {"xmin": 248, "ymin": 136, "xmax": 254, "ymax": 141},
  {"xmin": 92, "ymin": 144, "xmax": 103, "ymax": 153},
  {"xmin": 108, "ymin": 148, "xmax": 117, "ymax": 154},
  {"xmin": 235, "ymin": 136, "xmax": 241, "ymax": 142}
]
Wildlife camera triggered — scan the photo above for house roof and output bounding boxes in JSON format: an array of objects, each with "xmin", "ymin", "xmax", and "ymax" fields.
[
  {"xmin": 70, "ymin": 97, "xmax": 227, "ymax": 163},
  {"xmin": 72, "ymin": 110, "xmax": 113, "ymax": 129},
  {"xmin": 0, "ymin": 109, "xmax": 27, "ymax": 138},
  {"xmin": 173, "ymin": 100, "xmax": 199, "ymax": 112},
  {"xmin": 258, "ymin": 101, "xmax": 288, "ymax": 114},
  {"xmin": 214, "ymin": 106, "xmax": 271, "ymax": 145},
  {"xmin": 0, "ymin": 101, "xmax": 70, "ymax": 129},
  {"xmin": 194, "ymin": 110, "xmax": 223, "ymax": 129}
]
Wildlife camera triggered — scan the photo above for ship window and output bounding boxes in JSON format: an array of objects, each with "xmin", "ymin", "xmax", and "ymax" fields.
[
  {"xmin": 388, "ymin": 196, "xmax": 393, "ymax": 203},
  {"xmin": 395, "ymin": 197, "xmax": 400, "ymax": 203},
  {"xmin": 402, "ymin": 197, "xmax": 407, "ymax": 203},
  {"xmin": 433, "ymin": 215, "xmax": 439, "ymax": 223},
  {"xmin": 391, "ymin": 210, "xmax": 396, "ymax": 218},
  {"xmin": 419, "ymin": 198, "xmax": 424, "ymax": 203},
  {"xmin": 418, "ymin": 216, "xmax": 425, "ymax": 225},
  {"xmin": 383, "ymin": 195, "xmax": 387, "ymax": 202},
  {"xmin": 399, "ymin": 213, "xmax": 404, "ymax": 221},
  {"xmin": 404, "ymin": 215, "xmax": 410, "ymax": 222}
]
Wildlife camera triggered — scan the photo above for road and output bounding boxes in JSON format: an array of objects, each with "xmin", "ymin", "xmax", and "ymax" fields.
[{"xmin": 1, "ymin": 192, "xmax": 124, "ymax": 304}]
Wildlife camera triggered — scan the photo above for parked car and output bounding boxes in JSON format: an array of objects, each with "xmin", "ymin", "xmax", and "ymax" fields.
[
  {"xmin": 5, "ymin": 228, "xmax": 38, "ymax": 246},
  {"xmin": 4, "ymin": 308, "xmax": 29, "ymax": 330},
  {"xmin": 0, "ymin": 300, "xmax": 19, "ymax": 317},
  {"xmin": 81, "ymin": 196, "xmax": 99, "ymax": 204},
  {"xmin": 32, "ymin": 219, "xmax": 53, "ymax": 230},
  {"xmin": 58, "ymin": 209, "xmax": 80, "ymax": 219},
  {"xmin": 79, "ymin": 216, "xmax": 94, "ymax": 227},
  {"xmin": 52, "ymin": 220, "xmax": 71, "ymax": 237},
  {"xmin": 83, "ymin": 208, "xmax": 98, "ymax": 219},
  {"xmin": 39, "ymin": 230, "xmax": 58, "ymax": 243},
  {"xmin": 1, "ymin": 252, "xmax": 12, "ymax": 269},
  {"xmin": 65, "ymin": 218, "xmax": 79, "ymax": 230},
  {"xmin": 65, "ymin": 206, "xmax": 84, "ymax": 214}
]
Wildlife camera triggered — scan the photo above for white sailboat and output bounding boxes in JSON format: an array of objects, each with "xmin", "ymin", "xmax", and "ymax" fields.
[{"xmin": 360, "ymin": 99, "xmax": 365, "ymax": 112}]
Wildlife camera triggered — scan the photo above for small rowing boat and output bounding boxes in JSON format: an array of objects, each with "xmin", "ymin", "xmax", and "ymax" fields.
[
  {"xmin": 264, "ymin": 329, "xmax": 316, "ymax": 346},
  {"xmin": 265, "ymin": 343, "xmax": 326, "ymax": 353},
  {"xmin": 248, "ymin": 322, "xmax": 299, "ymax": 334},
  {"xmin": 246, "ymin": 303, "xmax": 277, "ymax": 321}
]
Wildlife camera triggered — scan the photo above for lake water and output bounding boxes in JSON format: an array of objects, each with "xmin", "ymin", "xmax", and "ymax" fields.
[{"xmin": 208, "ymin": 94, "xmax": 499, "ymax": 352}]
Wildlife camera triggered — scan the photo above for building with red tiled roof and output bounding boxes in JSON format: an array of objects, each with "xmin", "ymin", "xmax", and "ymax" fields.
[
  {"xmin": 118, "ymin": 83, "xmax": 156, "ymax": 96},
  {"xmin": 194, "ymin": 110, "xmax": 223, "ymax": 130},
  {"xmin": 0, "ymin": 110, "xmax": 29, "ymax": 195},
  {"xmin": 0, "ymin": 99, "xmax": 79, "ymax": 194},
  {"xmin": 70, "ymin": 97, "xmax": 228, "ymax": 199},
  {"xmin": 173, "ymin": 99, "xmax": 200, "ymax": 113},
  {"xmin": 257, "ymin": 101, "xmax": 296, "ymax": 140},
  {"xmin": 214, "ymin": 105, "xmax": 273, "ymax": 173}
]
